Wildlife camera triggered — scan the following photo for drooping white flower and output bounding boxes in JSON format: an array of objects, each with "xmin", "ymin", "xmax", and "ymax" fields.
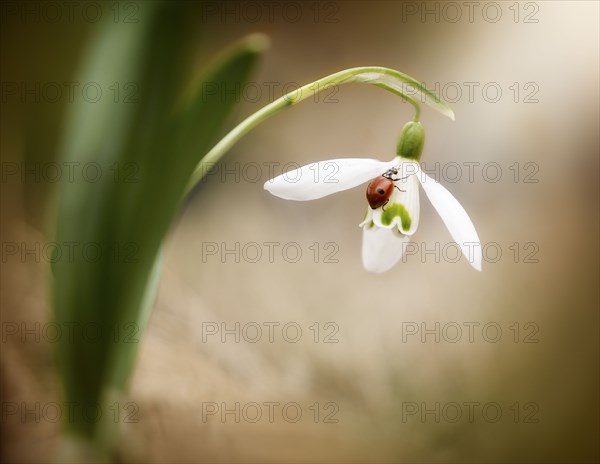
[{"xmin": 263, "ymin": 122, "xmax": 482, "ymax": 273}]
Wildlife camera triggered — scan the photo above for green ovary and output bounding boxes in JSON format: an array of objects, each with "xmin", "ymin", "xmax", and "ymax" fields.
[{"xmin": 381, "ymin": 203, "xmax": 412, "ymax": 230}]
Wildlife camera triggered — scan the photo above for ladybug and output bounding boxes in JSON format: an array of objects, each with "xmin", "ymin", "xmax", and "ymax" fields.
[{"xmin": 366, "ymin": 167, "xmax": 406, "ymax": 210}]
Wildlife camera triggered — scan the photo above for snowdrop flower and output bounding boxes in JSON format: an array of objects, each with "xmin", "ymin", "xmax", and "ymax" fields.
[{"xmin": 264, "ymin": 121, "xmax": 482, "ymax": 273}]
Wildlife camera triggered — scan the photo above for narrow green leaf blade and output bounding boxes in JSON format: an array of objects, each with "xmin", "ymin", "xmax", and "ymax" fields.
[{"xmin": 52, "ymin": 0, "xmax": 266, "ymax": 445}]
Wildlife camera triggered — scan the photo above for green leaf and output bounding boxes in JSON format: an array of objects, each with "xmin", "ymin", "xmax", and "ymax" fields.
[{"xmin": 52, "ymin": 0, "xmax": 267, "ymax": 446}]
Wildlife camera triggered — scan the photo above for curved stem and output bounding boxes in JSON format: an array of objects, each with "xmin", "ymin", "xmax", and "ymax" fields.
[
  {"xmin": 186, "ymin": 66, "xmax": 453, "ymax": 193},
  {"xmin": 413, "ymin": 105, "xmax": 421, "ymax": 122}
]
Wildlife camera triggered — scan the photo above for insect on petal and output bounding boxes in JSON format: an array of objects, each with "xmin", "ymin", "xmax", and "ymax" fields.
[{"xmin": 264, "ymin": 157, "xmax": 397, "ymax": 201}]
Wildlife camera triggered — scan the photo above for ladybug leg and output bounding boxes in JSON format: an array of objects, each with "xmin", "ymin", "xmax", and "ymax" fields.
[
  {"xmin": 392, "ymin": 174, "xmax": 410, "ymax": 192},
  {"xmin": 381, "ymin": 199, "xmax": 390, "ymax": 211}
]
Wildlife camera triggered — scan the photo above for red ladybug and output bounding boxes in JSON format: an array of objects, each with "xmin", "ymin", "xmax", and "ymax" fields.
[
  {"xmin": 366, "ymin": 176, "xmax": 395, "ymax": 209},
  {"xmin": 366, "ymin": 168, "xmax": 406, "ymax": 209}
]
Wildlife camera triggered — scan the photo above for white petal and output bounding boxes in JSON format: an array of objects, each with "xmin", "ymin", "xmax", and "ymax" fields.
[
  {"xmin": 264, "ymin": 157, "xmax": 397, "ymax": 201},
  {"xmin": 415, "ymin": 165, "xmax": 482, "ymax": 271},
  {"xmin": 362, "ymin": 224, "xmax": 410, "ymax": 273},
  {"xmin": 358, "ymin": 207, "xmax": 374, "ymax": 228},
  {"xmin": 371, "ymin": 172, "xmax": 420, "ymax": 235}
]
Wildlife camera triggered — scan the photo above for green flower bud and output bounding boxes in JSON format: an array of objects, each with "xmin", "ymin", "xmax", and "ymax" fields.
[{"xmin": 397, "ymin": 121, "xmax": 425, "ymax": 161}]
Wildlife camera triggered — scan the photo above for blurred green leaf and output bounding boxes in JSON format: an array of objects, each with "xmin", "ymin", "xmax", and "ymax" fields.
[{"xmin": 52, "ymin": 1, "xmax": 266, "ymax": 446}]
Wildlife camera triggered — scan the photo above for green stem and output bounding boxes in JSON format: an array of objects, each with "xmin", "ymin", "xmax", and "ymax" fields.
[
  {"xmin": 186, "ymin": 66, "xmax": 453, "ymax": 193},
  {"xmin": 413, "ymin": 105, "xmax": 421, "ymax": 122}
]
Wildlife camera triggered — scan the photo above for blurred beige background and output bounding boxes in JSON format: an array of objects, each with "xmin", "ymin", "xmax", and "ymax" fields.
[{"xmin": 1, "ymin": 1, "xmax": 598, "ymax": 462}]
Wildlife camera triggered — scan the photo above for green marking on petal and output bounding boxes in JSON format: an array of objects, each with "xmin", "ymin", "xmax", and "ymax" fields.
[
  {"xmin": 366, "ymin": 220, "xmax": 375, "ymax": 229},
  {"xmin": 381, "ymin": 203, "xmax": 412, "ymax": 230}
]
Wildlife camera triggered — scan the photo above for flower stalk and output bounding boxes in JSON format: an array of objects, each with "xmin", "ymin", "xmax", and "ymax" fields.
[{"xmin": 186, "ymin": 66, "xmax": 454, "ymax": 192}]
